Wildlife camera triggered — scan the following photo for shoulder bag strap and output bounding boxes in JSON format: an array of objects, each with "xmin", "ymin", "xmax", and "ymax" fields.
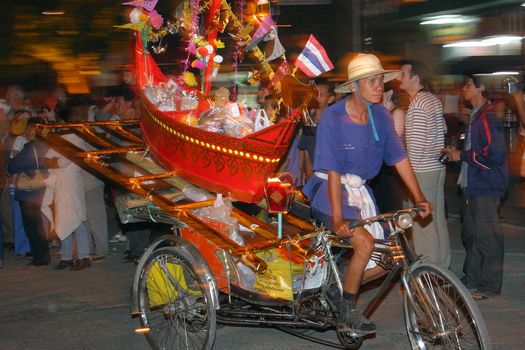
[{"xmin": 32, "ymin": 144, "xmax": 39, "ymax": 169}]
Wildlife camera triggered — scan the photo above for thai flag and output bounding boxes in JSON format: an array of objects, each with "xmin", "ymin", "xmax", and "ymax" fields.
[{"xmin": 295, "ymin": 35, "xmax": 334, "ymax": 78}]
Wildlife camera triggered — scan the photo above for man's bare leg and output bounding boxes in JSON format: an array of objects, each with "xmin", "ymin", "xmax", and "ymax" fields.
[
  {"xmin": 342, "ymin": 227, "xmax": 374, "ymax": 293},
  {"xmin": 362, "ymin": 266, "xmax": 388, "ymax": 285},
  {"xmin": 338, "ymin": 227, "xmax": 376, "ymax": 334}
]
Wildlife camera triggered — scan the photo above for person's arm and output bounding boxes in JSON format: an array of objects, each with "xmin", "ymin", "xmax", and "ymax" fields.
[
  {"xmin": 445, "ymin": 112, "xmax": 506, "ymax": 168},
  {"xmin": 512, "ymin": 91, "xmax": 525, "ymax": 126},
  {"xmin": 101, "ymin": 97, "xmax": 116, "ymax": 113},
  {"xmin": 394, "ymin": 158, "xmax": 432, "ymax": 218},
  {"xmin": 303, "ymin": 151, "xmax": 314, "ymax": 181},
  {"xmin": 328, "ymin": 170, "xmax": 354, "ymax": 236}
]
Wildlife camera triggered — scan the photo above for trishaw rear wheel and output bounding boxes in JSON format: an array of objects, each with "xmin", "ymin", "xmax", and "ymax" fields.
[
  {"xmin": 403, "ymin": 263, "xmax": 490, "ymax": 349},
  {"xmin": 137, "ymin": 246, "xmax": 216, "ymax": 350}
]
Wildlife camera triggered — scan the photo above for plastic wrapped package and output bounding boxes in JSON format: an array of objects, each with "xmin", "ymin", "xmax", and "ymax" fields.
[
  {"xmin": 198, "ymin": 108, "xmax": 226, "ymax": 134},
  {"xmin": 198, "ymin": 107, "xmax": 223, "ymax": 125},
  {"xmin": 236, "ymin": 260, "xmax": 257, "ymax": 290},
  {"xmin": 181, "ymin": 94, "xmax": 199, "ymax": 110},
  {"xmin": 191, "ymin": 194, "xmax": 244, "ymax": 244},
  {"xmin": 197, "ymin": 103, "xmax": 258, "ymax": 138},
  {"xmin": 157, "ymin": 97, "xmax": 176, "ymax": 111},
  {"xmin": 143, "ymin": 84, "xmax": 177, "ymax": 111},
  {"xmin": 223, "ymin": 113, "xmax": 255, "ymax": 138},
  {"xmin": 143, "ymin": 85, "xmax": 159, "ymax": 105},
  {"xmin": 222, "ymin": 103, "xmax": 255, "ymax": 138}
]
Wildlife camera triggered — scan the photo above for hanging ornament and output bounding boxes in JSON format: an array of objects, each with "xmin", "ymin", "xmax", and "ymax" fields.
[
  {"xmin": 204, "ymin": 44, "xmax": 214, "ymax": 55},
  {"xmin": 183, "ymin": 71, "xmax": 198, "ymax": 87},
  {"xmin": 191, "ymin": 59, "xmax": 206, "ymax": 69},
  {"xmin": 197, "ymin": 46, "xmax": 209, "ymax": 57},
  {"xmin": 148, "ymin": 9, "xmax": 164, "ymax": 29},
  {"xmin": 130, "ymin": 8, "xmax": 147, "ymax": 24}
]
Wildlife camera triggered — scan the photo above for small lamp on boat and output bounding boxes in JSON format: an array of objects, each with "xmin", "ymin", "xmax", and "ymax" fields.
[{"xmin": 264, "ymin": 172, "xmax": 295, "ymax": 239}]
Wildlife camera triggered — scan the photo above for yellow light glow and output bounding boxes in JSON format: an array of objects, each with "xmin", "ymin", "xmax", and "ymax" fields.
[
  {"xmin": 79, "ymin": 70, "xmax": 101, "ymax": 75},
  {"xmin": 42, "ymin": 11, "xmax": 65, "ymax": 15},
  {"xmin": 134, "ymin": 327, "xmax": 150, "ymax": 334}
]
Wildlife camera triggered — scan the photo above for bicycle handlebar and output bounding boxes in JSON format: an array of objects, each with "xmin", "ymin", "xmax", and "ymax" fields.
[
  {"xmin": 292, "ymin": 207, "xmax": 425, "ymax": 244},
  {"xmin": 347, "ymin": 206, "xmax": 424, "ymax": 230}
]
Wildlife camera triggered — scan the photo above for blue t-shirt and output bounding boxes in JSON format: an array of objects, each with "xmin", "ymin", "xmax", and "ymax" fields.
[{"xmin": 302, "ymin": 98, "xmax": 406, "ymax": 219}]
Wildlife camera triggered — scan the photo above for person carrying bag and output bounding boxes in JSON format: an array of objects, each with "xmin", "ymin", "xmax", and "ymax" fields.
[
  {"xmin": 14, "ymin": 144, "xmax": 46, "ymax": 191},
  {"xmin": 7, "ymin": 117, "xmax": 51, "ymax": 267}
]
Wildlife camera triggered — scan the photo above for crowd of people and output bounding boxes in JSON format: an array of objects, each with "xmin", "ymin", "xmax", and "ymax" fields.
[{"xmin": 0, "ymin": 67, "xmax": 144, "ymax": 270}]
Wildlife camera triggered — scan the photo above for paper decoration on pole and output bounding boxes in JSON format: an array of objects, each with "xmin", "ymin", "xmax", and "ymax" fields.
[
  {"xmin": 114, "ymin": 22, "xmax": 147, "ymax": 31},
  {"xmin": 263, "ymin": 28, "xmax": 285, "ymax": 62},
  {"xmin": 268, "ymin": 60, "xmax": 290, "ymax": 90},
  {"xmin": 148, "ymin": 10, "xmax": 164, "ymax": 29},
  {"xmin": 123, "ymin": 0, "xmax": 159, "ymax": 13},
  {"xmin": 245, "ymin": 15, "xmax": 275, "ymax": 51},
  {"xmin": 295, "ymin": 35, "xmax": 334, "ymax": 78}
]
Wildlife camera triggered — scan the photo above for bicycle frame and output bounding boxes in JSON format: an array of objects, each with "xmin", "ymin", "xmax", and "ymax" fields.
[{"xmin": 311, "ymin": 212, "xmax": 420, "ymax": 320}]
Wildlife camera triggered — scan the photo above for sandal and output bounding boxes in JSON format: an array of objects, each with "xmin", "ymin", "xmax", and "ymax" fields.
[
  {"xmin": 121, "ymin": 255, "xmax": 139, "ymax": 264},
  {"xmin": 471, "ymin": 291, "xmax": 489, "ymax": 300}
]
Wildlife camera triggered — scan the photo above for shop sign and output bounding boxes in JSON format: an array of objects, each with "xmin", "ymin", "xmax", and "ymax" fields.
[
  {"xmin": 362, "ymin": 0, "xmax": 400, "ymax": 16},
  {"xmin": 426, "ymin": 23, "xmax": 477, "ymax": 44}
]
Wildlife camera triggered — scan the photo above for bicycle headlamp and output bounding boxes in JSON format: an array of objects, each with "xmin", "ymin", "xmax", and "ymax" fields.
[{"xmin": 395, "ymin": 212, "xmax": 413, "ymax": 229}]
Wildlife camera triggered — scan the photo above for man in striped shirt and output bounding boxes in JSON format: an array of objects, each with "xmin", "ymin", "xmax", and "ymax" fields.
[{"xmin": 398, "ymin": 60, "xmax": 451, "ymax": 268}]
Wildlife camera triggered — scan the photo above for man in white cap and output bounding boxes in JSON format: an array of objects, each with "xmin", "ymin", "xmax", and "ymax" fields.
[{"xmin": 303, "ymin": 53, "xmax": 431, "ymax": 334}]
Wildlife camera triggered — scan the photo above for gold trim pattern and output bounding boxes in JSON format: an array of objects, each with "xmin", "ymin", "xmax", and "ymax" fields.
[{"xmin": 145, "ymin": 107, "xmax": 281, "ymax": 164}]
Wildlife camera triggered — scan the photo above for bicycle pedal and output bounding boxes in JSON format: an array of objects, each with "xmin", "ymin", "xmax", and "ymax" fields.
[{"xmin": 337, "ymin": 323, "xmax": 375, "ymax": 336}]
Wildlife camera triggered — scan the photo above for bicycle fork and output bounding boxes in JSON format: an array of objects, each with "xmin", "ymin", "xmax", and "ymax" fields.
[{"xmin": 401, "ymin": 268, "xmax": 449, "ymax": 341}]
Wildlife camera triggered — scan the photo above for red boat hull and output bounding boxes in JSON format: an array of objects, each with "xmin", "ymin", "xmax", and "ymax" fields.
[{"xmin": 140, "ymin": 100, "xmax": 296, "ymax": 202}]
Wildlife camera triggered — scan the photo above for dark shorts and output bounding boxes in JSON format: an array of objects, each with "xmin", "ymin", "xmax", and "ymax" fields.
[{"xmin": 312, "ymin": 208, "xmax": 386, "ymax": 239}]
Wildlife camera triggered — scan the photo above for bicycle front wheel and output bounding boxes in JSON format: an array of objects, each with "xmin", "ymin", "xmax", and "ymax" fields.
[
  {"xmin": 403, "ymin": 262, "xmax": 491, "ymax": 349},
  {"xmin": 137, "ymin": 246, "xmax": 217, "ymax": 350}
]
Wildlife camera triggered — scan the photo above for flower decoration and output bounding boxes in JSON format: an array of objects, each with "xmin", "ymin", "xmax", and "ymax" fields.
[
  {"xmin": 120, "ymin": 0, "xmax": 164, "ymax": 40},
  {"xmin": 191, "ymin": 60, "xmax": 206, "ymax": 70},
  {"xmin": 183, "ymin": 71, "xmax": 198, "ymax": 87},
  {"xmin": 148, "ymin": 10, "xmax": 164, "ymax": 30},
  {"xmin": 214, "ymin": 39, "xmax": 225, "ymax": 49},
  {"xmin": 130, "ymin": 8, "xmax": 148, "ymax": 24},
  {"xmin": 185, "ymin": 41, "xmax": 197, "ymax": 55}
]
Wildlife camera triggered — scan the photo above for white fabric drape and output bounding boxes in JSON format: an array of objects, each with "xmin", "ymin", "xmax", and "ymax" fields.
[
  {"xmin": 315, "ymin": 172, "xmax": 383, "ymax": 269},
  {"xmin": 42, "ymin": 134, "xmax": 87, "ymax": 240}
]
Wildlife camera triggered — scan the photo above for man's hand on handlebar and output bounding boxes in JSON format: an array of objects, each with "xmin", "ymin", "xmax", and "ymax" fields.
[
  {"xmin": 415, "ymin": 200, "xmax": 432, "ymax": 219},
  {"xmin": 333, "ymin": 220, "xmax": 355, "ymax": 238}
]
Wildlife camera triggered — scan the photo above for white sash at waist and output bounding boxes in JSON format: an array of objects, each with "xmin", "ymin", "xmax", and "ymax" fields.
[{"xmin": 314, "ymin": 172, "xmax": 383, "ymax": 269}]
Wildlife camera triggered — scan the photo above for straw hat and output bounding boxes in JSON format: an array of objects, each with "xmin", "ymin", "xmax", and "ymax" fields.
[{"xmin": 334, "ymin": 53, "xmax": 399, "ymax": 94}]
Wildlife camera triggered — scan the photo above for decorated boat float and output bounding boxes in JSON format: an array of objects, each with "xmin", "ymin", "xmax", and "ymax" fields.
[{"xmin": 126, "ymin": 0, "xmax": 333, "ymax": 203}]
